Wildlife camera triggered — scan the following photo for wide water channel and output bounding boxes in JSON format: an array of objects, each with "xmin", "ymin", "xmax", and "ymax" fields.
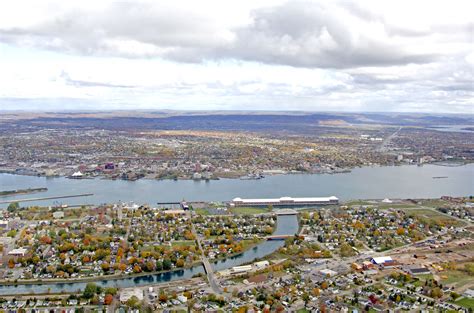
[{"xmin": 0, "ymin": 164, "xmax": 473, "ymax": 208}]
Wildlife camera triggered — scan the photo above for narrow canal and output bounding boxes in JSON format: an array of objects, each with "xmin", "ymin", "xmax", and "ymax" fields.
[{"xmin": 0, "ymin": 215, "xmax": 298, "ymax": 295}]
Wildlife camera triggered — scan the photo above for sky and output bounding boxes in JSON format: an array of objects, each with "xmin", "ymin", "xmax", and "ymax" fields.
[{"xmin": 0, "ymin": 0, "xmax": 473, "ymax": 113}]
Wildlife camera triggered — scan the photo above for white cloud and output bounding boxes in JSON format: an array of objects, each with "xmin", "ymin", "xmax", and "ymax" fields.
[{"xmin": 0, "ymin": 0, "xmax": 472, "ymax": 112}]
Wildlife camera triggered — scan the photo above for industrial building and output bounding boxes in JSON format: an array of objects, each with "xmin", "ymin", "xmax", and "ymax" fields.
[{"xmin": 230, "ymin": 196, "xmax": 338, "ymax": 207}]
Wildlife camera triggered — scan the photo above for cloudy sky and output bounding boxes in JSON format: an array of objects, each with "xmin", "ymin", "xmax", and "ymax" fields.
[{"xmin": 0, "ymin": 0, "xmax": 473, "ymax": 113}]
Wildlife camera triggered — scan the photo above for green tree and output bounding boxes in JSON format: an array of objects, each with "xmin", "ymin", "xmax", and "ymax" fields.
[
  {"xmin": 104, "ymin": 287, "xmax": 118, "ymax": 296},
  {"xmin": 339, "ymin": 242, "xmax": 355, "ymax": 257},
  {"xmin": 126, "ymin": 296, "xmax": 140, "ymax": 308},
  {"xmin": 163, "ymin": 259, "xmax": 172, "ymax": 270},
  {"xmin": 7, "ymin": 202, "xmax": 19, "ymax": 212},
  {"xmin": 155, "ymin": 260, "xmax": 163, "ymax": 271},
  {"xmin": 83, "ymin": 282, "xmax": 98, "ymax": 299}
]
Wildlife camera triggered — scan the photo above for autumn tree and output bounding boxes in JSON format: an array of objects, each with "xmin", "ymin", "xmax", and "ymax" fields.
[{"xmin": 104, "ymin": 294, "xmax": 114, "ymax": 305}]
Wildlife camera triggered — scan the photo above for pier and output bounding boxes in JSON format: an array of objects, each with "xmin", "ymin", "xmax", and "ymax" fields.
[{"xmin": 0, "ymin": 193, "xmax": 94, "ymax": 204}]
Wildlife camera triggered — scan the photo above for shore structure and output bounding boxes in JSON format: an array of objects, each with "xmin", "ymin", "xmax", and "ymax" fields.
[{"xmin": 230, "ymin": 196, "xmax": 339, "ymax": 207}]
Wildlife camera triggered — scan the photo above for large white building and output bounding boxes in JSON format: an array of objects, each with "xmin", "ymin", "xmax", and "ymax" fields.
[{"xmin": 230, "ymin": 196, "xmax": 338, "ymax": 207}]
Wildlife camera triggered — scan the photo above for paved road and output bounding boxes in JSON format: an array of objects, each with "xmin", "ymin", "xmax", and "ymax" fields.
[
  {"xmin": 189, "ymin": 215, "xmax": 222, "ymax": 294},
  {"xmin": 378, "ymin": 126, "xmax": 402, "ymax": 152}
]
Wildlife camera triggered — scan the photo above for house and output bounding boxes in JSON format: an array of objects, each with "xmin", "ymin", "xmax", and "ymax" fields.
[
  {"xmin": 463, "ymin": 289, "xmax": 474, "ymax": 298},
  {"xmin": 8, "ymin": 247, "xmax": 27, "ymax": 257},
  {"xmin": 0, "ymin": 220, "xmax": 8, "ymax": 230},
  {"xmin": 177, "ymin": 295, "xmax": 188, "ymax": 303},
  {"xmin": 254, "ymin": 260, "xmax": 269, "ymax": 269},
  {"xmin": 351, "ymin": 263, "xmax": 363, "ymax": 271},
  {"xmin": 362, "ymin": 261, "xmax": 376, "ymax": 270},
  {"xmin": 320, "ymin": 269, "xmax": 338, "ymax": 277}
]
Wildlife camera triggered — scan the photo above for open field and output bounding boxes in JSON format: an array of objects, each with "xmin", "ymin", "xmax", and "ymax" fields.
[
  {"xmin": 454, "ymin": 297, "xmax": 474, "ymax": 309},
  {"xmin": 400, "ymin": 208, "xmax": 463, "ymax": 226},
  {"xmin": 230, "ymin": 207, "xmax": 270, "ymax": 215},
  {"xmin": 171, "ymin": 240, "xmax": 196, "ymax": 247},
  {"xmin": 440, "ymin": 270, "xmax": 474, "ymax": 289}
]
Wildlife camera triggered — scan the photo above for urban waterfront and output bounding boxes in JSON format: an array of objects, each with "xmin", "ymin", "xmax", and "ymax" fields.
[
  {"xmin": 0, "ymin": 164, "xmax": 473, "ymax": 208},
  {"xmin": 0, "ymin": 215, "xmax": 297, "ymax": 295}
]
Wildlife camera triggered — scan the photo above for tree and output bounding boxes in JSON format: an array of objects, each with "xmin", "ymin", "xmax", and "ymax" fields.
[
  {"xmin": 163, "ymin": 259, "xmax": 172, "ymax": 270},
  {"xmin": 450, "ymin": 292, "xmax": 460, "ymax": 301},
  {"xmin": 430, "ymin": 287, "xmax": 443, "ymax": 298},
  {"xmin": 105, "ymin": 287, "xmax": 118, "ymax": 295},
  {"xmin": 133, "ymin": 264, "xmax": 142, "ymax": 273},
  {"xmin": 339, "ymin": 243, "xmax": 355, "ymax": 257},
  {"xmin": 126, "ymin": 296, "xmax": 140, "ymax": 308},
  {"xmin": 83, "ymin": 283, "xmax": 98, "ymax": 299},
  {"xmin": 104, "ymin": 294, "xmax": 114, "ymax": 305},
  {"xmin": 101, "ymin": 262, "xmax": 110, "ymax": 272},
  {"xmin": 145, "ymin": 261, "xmax": 155, "ymax": 272},
  {"xmin": 7, "ymin": 202, "xmax": 19, "ymax": 212},
  {"xmin": 159, "ymin": 293, "xmax": 168, "ymax": 302},
  {"xmin": 155, "ymin": 260, "xmax": 163, "ymax": 271},
  {"xmin": 312, "ymin": 287, "xmax": 320, "ymax": 296}
]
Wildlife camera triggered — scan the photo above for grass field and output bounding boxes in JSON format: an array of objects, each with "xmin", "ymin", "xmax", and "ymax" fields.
[
  {"xmin": 401, "ymin": 208, "xmax": 462, "ymax": 226},
  {"xmin": 377, "ymin": 203, "xmax": 417, "ymax": 209},
  {"xmin": 440, "ymin": 270, "xmax": 474, "ymax": 288},
  {"xmin": 231, "ymin": 207, "xmax": 269, "ymax": 215},
  {"xmin": 195, "ymin": 208, "xmax": 212, "ymax": 215},
  {"xmin": 455, "ymin": 297, "xmax": 474, "ymax": 309},
  {"xmin": 171, "ymin": 240, "xmax": 196, "ymax": 247}
]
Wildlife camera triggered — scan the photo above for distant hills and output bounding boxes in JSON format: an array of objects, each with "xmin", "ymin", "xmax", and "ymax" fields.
[{"xmin": 1, "ymin": 111, "xmax": 472, "ymax": 133}]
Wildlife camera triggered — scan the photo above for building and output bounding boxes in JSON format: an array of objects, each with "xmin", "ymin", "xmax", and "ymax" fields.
[
  {"xmin": 254, "ymin": 260, "xmax": 270, "ymax": 269},
  {"xmin": 371, "ymin": 256, "xmax": 392, "ymax": 265},
  {"xmin": 230, "ymin": 196, "xmax": 339, "ymax": 207},
  {"xmin": 180, "ymin": 201, "xmax": 190, "ymax": 210},
  {"xmin": 231, "ymin": 265, "xmax": 252, "ymax": 274},
  {"xmin": 320, "ymin": 269, "xmax": 338, "ymax": 277},
  {"xmin": 163, "ymin": 209, "xmax": 187, "ymax": 215},
  {"xmin": 371, "ymin": 256, "xmax": 400, "ymax": 268},
  {"xmin": 463, "ymin": 289, "xmax": 474, "ymax": 298},
  {"xmin": 8, "ymin": 247, "xmax": 27, "ymax": 257},
  {"xmin": 0, "ymin": 220, "xmax": 8, "ymax": 230},
  {"xmin": 405, "ymin": 266, "xmax": 431, "ymax": 276}
]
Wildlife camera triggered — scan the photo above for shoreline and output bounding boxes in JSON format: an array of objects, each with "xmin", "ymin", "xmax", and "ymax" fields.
[
  {"xmin": 0, "ymin": 160, "xmax": 471, "ymax": 183},
  {"xmin": 0, "ymin": 262, "xmax": 204, "ymax": 287}
]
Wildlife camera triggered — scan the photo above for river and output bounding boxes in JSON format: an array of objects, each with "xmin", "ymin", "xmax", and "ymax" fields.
[
  {"xmin": 0, "ymin": 215, "xmax": 297, "ymax": 295},
  {"xmin": 0, "ymin": 164, "xmax": 473, "ymax": 208}
]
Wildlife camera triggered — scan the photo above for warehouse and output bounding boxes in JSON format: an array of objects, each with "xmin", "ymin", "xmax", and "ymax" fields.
[{"xmin": 230, "ymin": 196, "xmax": 339, "ymax": 207}]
